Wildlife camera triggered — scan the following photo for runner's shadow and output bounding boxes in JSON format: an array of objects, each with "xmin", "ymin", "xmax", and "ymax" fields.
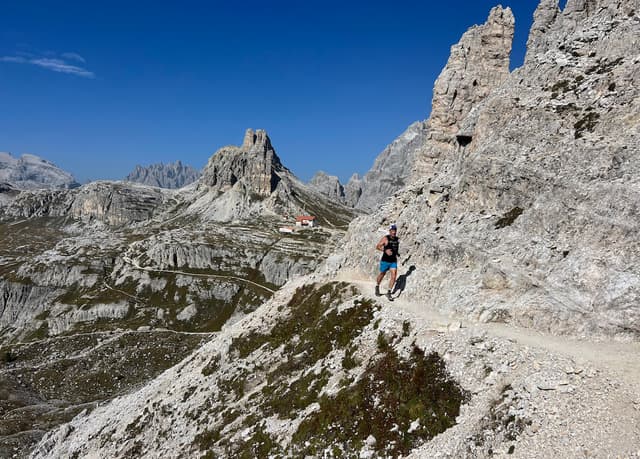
[{"xmin": 392, "ymin": 265, "xmax": 416, "ymax": 297}]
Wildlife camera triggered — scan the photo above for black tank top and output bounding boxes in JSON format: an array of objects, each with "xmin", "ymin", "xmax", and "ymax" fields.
[{"xmin": 381, "ymin": 235, "xmax": 399, "ymax": 262}]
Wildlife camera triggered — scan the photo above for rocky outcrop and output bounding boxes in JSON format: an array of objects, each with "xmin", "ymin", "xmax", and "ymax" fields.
[
  {"xmin": 343, "ymin": 173, "xmax": 363, "ymax": 207},
  {"xmin": 200, "ymin": 128, "xmax": 284, "ymax": 197},
  {"xmin": 68, "ymin": 182, "xmax": 167, "ymax": 225},
  {"xmin": 322, "ymin": 7, "xmax": 513, "ymax": 211},
  {"xmin": 0, "ymin": 152, "xmax": 79, "ymax": 190},
  {"xmin": 413, "ymin": 6, "xmax": 515, "ymax": 177},
  {"xmin": 427, "ymin": 6, "xmax": 514, "ymax": 143},
  {"xmin": 337, "ymin": 1, "xmax": 640, "ymax": 338},
  {"xmin": 0, "ymin": 181, "xmax": 168, "ymax": 225},
  {"xmin": 308, "ymin": 171, "xmax": 345, "ymax": 203},
  {"xmin": 125, "ymin": 160, "xmax": 200, "ymax": 189}
]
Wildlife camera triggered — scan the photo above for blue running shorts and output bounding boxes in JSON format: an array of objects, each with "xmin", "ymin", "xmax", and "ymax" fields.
[{"xmin": 379, "ymin": 261, "xmax": 398, "ymax": 273}]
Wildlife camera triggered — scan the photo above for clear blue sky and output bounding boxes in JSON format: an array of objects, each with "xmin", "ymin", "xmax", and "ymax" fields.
[{"xmin": 0, "ymin": 1, "xmax": 538, "ymax": 184}]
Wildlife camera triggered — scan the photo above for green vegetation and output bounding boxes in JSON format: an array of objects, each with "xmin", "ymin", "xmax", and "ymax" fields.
[
  {"xmin": 197, "ymin": 280, "xmax": 466, "ymax": 458},
  {"xmin": 197, "ymin": 283, "xmax": 375, "ymax": 457},
  {"xmin": 291, "ymin": 345, "xmax": 468, "ymax": 457},
  {"xmin": 201, "ymin": 355, "xmax": 221, "ymax": 376},
  {"xmin": 230, "ymin": 283, "xmax": 373, "ymax": 360},
  {"xmin": 494, "ymin": 207, "xmax": 524, "ymax": 229},
  {"xmin": 402, "ymin": 320, "xmax": 411, "ymax": 337},
  {"xmin": 10, "ymin": 331, "xmax": 206, "ymax": 404},
  {"xmin": 574, "ymin": 111, "xmax": 601, "ymax": 139},
  {"xmin": 231, "ymin": 423, "xmax": 276, "ymax": 459},
  {"xmin": 263, "ymin": 369, "xmax": 330, "ymax": 418},
  {"xmin": 341, "ymin": 344, "xmax": 359, "ymax": 370}
]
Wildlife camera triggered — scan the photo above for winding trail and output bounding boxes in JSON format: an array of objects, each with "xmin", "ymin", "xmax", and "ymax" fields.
[
  {"xmin": 338, "ymin": 273, "xmax": 640, "ymax": 387},
  {"xmin": 122, "ymin": 256, "xmax": 276, "ymax": 294}
]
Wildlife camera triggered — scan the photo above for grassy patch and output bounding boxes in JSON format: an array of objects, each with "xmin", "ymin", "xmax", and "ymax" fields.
[
  {"xmin": 201, "ymin": 355, "xmax": 221, "ymax": 377},
  {"xmin": 291, "ymin": 345, "xmax": 468, "ymax": 457},
  {"xmin": 342, "ymin": 345, "xmax": 359, "ymax": 370},
  {"xmin": 230, "ymin": 283, "xmax": 373, "ymax": 361},
  {"xmin": 10, "ymin": 331, "xmax": 206, "ymax": 404},
  {"xmin": 263, "ymin": 369, "xmax": 330, "ymax": 419}
]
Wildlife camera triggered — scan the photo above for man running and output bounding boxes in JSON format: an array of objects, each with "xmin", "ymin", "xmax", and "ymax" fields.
[{"xmin": 375, "ymin": 224, "xmax": 400, "ymax": 299}]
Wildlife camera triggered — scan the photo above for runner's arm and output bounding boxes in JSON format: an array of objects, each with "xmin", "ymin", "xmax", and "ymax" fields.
[{"xmin": 376, "ymin": 236, "xmax": 388, "ymax": 252}]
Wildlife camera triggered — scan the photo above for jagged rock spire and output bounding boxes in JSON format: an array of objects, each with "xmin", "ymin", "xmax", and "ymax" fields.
[
  {"xmin": 525, "ymin": 0, "xmax": 561, "ymax": 64},
  {"xmin": 412, "ymin": 6, "xmax": 515, "ymax": 177},
  {"xmin": 200, "ymin": 128, "xmax": 284, "ymax": 196},
  {"xmin": 241, "ymin": 128, "xmax": 273, "ymax": 153},
  {"xmin": 428, "ymin": 6, "xmax": 515, "ymax": 143}
]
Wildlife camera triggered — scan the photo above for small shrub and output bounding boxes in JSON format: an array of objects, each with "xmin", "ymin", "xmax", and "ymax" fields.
[
  {"xmin": 494, "ymin": 207, "xmax": 524, "ymax": 229},
  {"xmin": 574, "ymin": 112, "xmax": 601, "ymax": 139},
  {"xmin": 201, "ymin": 355, "xmax": 221, "ymax": 376},
  {"xmin": 377, "ymin": 331, "xmax": 390, "ymax": 351},
  {"xmin": 342, "ymin": 345, "xmax": 359, "ymax": 370}
]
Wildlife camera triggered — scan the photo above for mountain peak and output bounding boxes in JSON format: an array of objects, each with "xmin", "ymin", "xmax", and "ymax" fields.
[
  {"xmin": 0, "ymin": 151, "xmax": 79, "ymax": 190},
  {"xmin": 200, "ymin": 128, "xmax": 285, "ymax": 197},
  {"xmin": 241, "ymin": 128, "xmax": 273, "ymax": 153}
]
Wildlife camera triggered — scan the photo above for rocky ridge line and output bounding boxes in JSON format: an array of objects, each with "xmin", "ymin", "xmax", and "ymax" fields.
[
  {"xmin": 0, "ymin": 152, "xmax": 79, "ymax": 190},
  {"xmin": 125, "ymin": 160, "xmax": 201, "ymax": 189}
]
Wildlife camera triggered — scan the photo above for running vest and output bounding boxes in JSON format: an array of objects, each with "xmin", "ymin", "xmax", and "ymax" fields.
[{"xmin": 381, "ymin": 235, "xmax": 399, "ymax": 263}]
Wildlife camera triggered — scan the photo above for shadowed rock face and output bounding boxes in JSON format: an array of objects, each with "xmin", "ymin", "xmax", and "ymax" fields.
[
  {"xmin": 125, "ymin": 161, "xmax": 201, "ymax": 189},
  {"xmin": 354, "ymin": 121, "xmax": 429, "ymax": 211},
  {"xmin": 308, "ymin": 171, "xmax": 345, "ymax": 203},
  {"xmin": 308, "ymin": 122, "xmax": 429, "ymax": 211}
]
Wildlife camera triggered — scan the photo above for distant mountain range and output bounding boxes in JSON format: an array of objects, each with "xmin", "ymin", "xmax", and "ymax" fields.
[
  {"xmin": 0, "ymin": 152, "xmax": 79, "ymax": 190},
  {"xmin": 124, "ymin": 160, "xmax": 201, "ymax": 189}
]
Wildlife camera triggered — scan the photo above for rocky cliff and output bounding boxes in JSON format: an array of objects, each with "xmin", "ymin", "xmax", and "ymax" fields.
[
  {"xmin": 0, "ymin": 181, "xmax": 169, "ymax": 225},
  {"xmin": 0, "ymin": 152, "xmax": 79, "ymax": 190},
  {"xmin": 308, "ymin": 171, "xmax": 345, "ymax": 203},
  {"xmin": 352, "ymin": 121, "xmax": 430, "ymax": 211},
  {"xmin": 337, "ymin": 0, "xmax": 640, "ymax": 338},
  {"xmin": 125, "ymin": 160, "xmax": 200, "ymax": 189}
]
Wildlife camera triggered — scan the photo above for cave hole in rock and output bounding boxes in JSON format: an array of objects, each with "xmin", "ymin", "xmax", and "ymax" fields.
[
  {"xmin": 173, "ymin": 253, "xmax": 178, "ymax": 267},
  {"xmin": 456, "ymin": 135, "xmax": 473, "ymax": 147}
]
